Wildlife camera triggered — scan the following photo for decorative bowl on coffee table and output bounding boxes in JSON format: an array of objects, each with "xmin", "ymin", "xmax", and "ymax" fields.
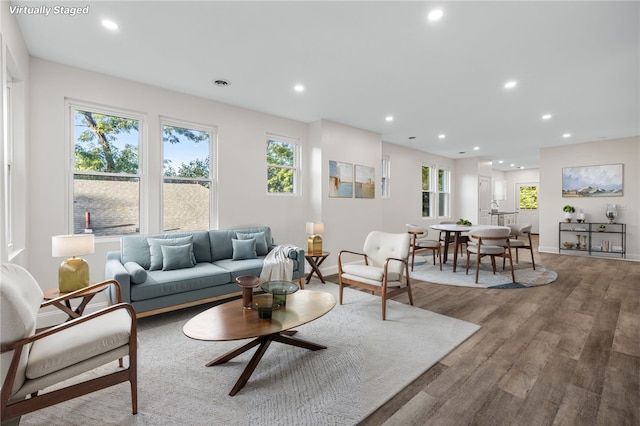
[{"xmin": 261, "ymin": 281, "xmax": 300, "ymax": 307}]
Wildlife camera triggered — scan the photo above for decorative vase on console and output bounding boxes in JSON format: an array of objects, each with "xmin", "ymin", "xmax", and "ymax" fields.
[{"xmin": 605, "ymin": 204, "xmax": 617, "ymax": 224}]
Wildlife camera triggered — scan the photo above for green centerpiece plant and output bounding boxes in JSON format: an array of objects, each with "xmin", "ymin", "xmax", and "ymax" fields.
[{"xmin": 563, "ymin": 205, "xmax": 575, "ymax": 222}]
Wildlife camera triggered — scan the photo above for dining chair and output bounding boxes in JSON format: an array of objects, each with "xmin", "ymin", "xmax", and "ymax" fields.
[
  {"xmin": 438, "ymin": 221, "xmax": 467, "ymax": 256},
  {"xmin": 406, "ymin": 224, "xmax": 442, "ymax": 271},
  {"xmin": 507, "ymin": 223, "xmax": 535, "ymax": 269},
  {"xmin": 465, "ymin": 227, "xmax": 515, "ymax": 283}
]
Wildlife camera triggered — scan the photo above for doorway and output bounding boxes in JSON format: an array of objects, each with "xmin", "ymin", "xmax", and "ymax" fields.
[{"xmin": 516, "ymin": 183, "xmax": 539, "ymax": 234}]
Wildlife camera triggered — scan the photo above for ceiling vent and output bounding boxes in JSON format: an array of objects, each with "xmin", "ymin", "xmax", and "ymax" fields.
[{"xmin": 212, "ymin": 79, "xmax": 231, "ymax": 87}]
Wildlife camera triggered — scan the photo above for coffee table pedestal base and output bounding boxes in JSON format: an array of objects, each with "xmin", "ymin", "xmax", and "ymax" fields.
[{"xmin": 205, "ymin": 331, "xmax": 327, "ymax": 396}]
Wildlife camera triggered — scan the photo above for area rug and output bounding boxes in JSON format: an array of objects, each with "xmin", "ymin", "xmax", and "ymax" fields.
[
  {"xmin": 20, "ymin": 281, "xmax": 479, "ymax": 426},
  {"xmin": 410, "ymin": 255, "xmax": 558, "ymax": 289}
]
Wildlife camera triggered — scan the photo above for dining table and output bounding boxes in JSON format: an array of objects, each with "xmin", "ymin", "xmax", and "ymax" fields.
[{"xmin": 429, "ymin": 223, "xmax": 473, "ymax": 272}]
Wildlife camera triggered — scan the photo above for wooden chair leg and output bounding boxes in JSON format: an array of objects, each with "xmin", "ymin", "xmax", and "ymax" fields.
[{"xmin": 475, "ymin": 254, "xmax": 481, "ymax": 283}]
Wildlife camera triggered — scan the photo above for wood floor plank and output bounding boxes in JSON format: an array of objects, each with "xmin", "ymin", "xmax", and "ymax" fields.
[
  {"xmin": 596, "ymin": 350, "xmax": 640, "ymax": 425},
  {"xmin": 498, "ymin": 329, "xmax": 562, "ymax": 399}
]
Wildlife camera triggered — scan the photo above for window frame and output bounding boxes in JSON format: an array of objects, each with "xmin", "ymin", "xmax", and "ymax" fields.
[
  {"xmin": 66, "ymin": 100, "xmax": 146, "ymax": 237},
  {"xmin": 4, "ymin": 80, "xmax": 13, "ymax": 249},
  {"xmin": 381, "ymin": 155, "xmax": 390, "ymax": 198},
  {"xmin": 421, "ymin": 164, "xmax": 434, "ymax": 218},
  {"xmin": 266, "ymin": 134, "xmax": 301, "ymax": 196},
  {"xmin": 437, "ymin": 167, "xmax": 451, "ymax": 218},
  {"xmin": 160, "ymin": 117, "xmax": 217, "ymax": 232}
]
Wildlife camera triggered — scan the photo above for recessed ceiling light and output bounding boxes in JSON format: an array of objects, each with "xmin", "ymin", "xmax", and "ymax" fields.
[
  {"xmin": 438, "ymin": 134, "xmax": 446, "ymax": 139},
  {"xmin": 510, "ymin": 163, "xmax": 516, "ymax": 167},
  {"xmin": 519, "ymin": 166, "xmax": 524, "ymax": 169},
  {"xmin": 498, "ymin": 160, "xmax": 504, "ymax": 164},
  {"xmin": 101, "ymin": 19, "xmax": 119, "ymax": 30},
  {"xmin": 385, "ymin": 116, "xmax": 394, "ymax": 122},
  {"xmin": 294, "ymin": 84, "xmax": 305, "ymax": 92},
  {"xmin": 504, "ymin": 81, "xmax": 517, "ymax": 89},
  {"xmin": 427, "ymin": 9, "xmax": 443, "ymax": 21},
  {"xmin": 212, "ymin": 79, "xmax": 231, "ymax": 87},
  {"xmin": 473, "ymin": 146, "xmax": 480, "ymax": 151},
  {"xmin": 563, "ymin": 133, "xmax": 572, "ymax": 138},
  {"xmin": 542, "ymin": 114, "xmax": 552, "ymax": 120}
]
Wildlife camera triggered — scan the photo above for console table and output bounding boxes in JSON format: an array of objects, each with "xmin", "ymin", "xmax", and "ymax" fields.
[{"xmin": 558, "ymin": 222, "xmax": 626, "ymax": 258}]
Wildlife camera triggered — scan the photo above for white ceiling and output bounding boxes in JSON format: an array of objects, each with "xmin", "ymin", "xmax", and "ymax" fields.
[{"xmin": 12, "ymin": 1, "xmax": 640, "ymax": 170}]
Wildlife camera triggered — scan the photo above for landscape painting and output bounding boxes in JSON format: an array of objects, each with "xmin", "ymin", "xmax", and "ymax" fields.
[
  {"xmin": 329, "ymin": 161, "xmax": 353, "ymax": 198},
  {"xmin": 562, "ymin": 164, "xmax": 623, "ymax": 197},
  {"xmin": 354, "ymin": 164, "xmax": 375, "ymax": 199}
]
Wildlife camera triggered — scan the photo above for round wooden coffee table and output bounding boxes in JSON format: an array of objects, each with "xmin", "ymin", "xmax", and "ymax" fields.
[{"xmin": 183, "ymin": 289, "xmax": 335, "ymax": 396}]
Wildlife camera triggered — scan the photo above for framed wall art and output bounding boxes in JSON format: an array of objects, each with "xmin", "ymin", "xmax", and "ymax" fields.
[
  {"xmin": 329, "ymin": 160, "xmax": 354, "ymax": 198},
  {"xmin": 562, "ymin": 163, "xmax": 623, "ymax": 197},
  {"xmin": 354, "ymin": 164, "xmax": 375, "ymax": 199}
]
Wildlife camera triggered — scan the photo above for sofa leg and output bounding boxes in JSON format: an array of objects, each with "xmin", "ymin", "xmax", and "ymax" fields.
[{"xmin": 296, "ymin": 278, "xmax": 304, "ymax": 290}]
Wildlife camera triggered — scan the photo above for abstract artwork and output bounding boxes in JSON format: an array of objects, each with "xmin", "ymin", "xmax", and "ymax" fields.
[
  {"xmin": 562, "ymin": 164, "xmax": 623, "ymax": 197},
  {"xmin": 329, "ymin": 161, "xmax": 353, "ymax": 198},
  {"xmin": 354, "ymin": 164, "xmax": 375, "ymax": 199}
]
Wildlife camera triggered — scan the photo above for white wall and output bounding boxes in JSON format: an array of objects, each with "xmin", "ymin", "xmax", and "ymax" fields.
[
  {"xmin": 28, "ymin": 58, "xmax": 311, "ymax": 288},
  {"xmin": 381, "ymin": 141, "xmax": 457, "ymax": 233},
  {"xmin": 539, "ymin": 136, "xmax": 639, "ymax": 260}
]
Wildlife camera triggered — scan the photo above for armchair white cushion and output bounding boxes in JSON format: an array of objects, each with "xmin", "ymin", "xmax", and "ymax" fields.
[
  {"xmin": 1, "ymin": 263, "xmax": 137, "ymax": 422},
  {"xmin": 338, "ymin": 231, "xmax": 413, "ymax": 320},
  {"xmin": 465, "ymin": 227, "xmax": 515, "ymax": 283}
]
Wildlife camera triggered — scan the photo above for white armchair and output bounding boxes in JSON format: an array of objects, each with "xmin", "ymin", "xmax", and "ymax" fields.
[
  {"xmin": 338, "ymin": 231, "xmax": 413, "ymax": 320},
  {"xmin": 1, "ymin": 263, "xmax": 137, "ymax": 422}
]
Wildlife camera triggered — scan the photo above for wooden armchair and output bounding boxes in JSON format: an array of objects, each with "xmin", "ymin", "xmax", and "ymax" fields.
[
  {"xmin": 507, "ymin": 223, "xmax": 535, "ymax": 269},
  {"xmin": 1, "ymin": 263, "xmax": 137, "ymax": 423},
  {"xmin": 338, "ymin": 231, "xmax": 413, "ymax": 320},
  {"xmin": 406, "ymin": 224, "xmax": 442, "ymax": 271}
]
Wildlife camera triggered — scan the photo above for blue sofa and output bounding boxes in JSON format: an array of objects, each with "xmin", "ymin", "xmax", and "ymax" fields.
[{"xmin": 104, "ymin": 227, "xmax": 304, "ymax": 317}]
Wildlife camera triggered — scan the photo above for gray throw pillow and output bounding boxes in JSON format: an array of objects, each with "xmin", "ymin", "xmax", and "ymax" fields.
[
  {"xmin": 161, "ymin": 244, "xmax": 196, "ymax": 271},
  {"xmin": 123, "ymin": 261, "xmax": 148, "ymax": 284},
  {"xmin": 236, "ymin": 232, "xmax": 268, "ymax": 255},
  {"xmin": 148, "ymin": 236, "xmax": 195, "ymax": 271},
  {"xmin": 232, "ymin": 238, "xmax": 257, "ymax": 260}
]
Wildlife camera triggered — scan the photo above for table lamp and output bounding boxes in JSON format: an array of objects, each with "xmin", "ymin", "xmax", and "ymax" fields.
[
  {"xmin": 52, "ymin": 234, "xmax": 95, "ymax": 293},
  {"xmin": 306, "ymin": 221, "xmax": 324, "ymax": 255}
]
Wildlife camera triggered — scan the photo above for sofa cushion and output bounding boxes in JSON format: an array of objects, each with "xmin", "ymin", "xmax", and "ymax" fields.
[
  {"xmin": 232, "ymin": 238, "xmax": 257, "ymax": 260},
  {"xmin": 236, "ymin": 232, "xmax": 268, "ymax": 255},
  {"xmin": 123, "ymin": 261, "xmax": 148, "ymax": 284},
  {"xmin": 121, "ymin": 231, "xmax": 212, "ymax": 269},
  {"xmin": 209, "ymin": 227, "xmax": 273, "ymax": 261},
  {"xmin": 213, "ymin": 257, "xmax": 266, "ymax": 281},
  {"xmin": 161, "ymin": 244, "xmax": 196, "ymax": 271},
  {"xmin": 130, "ymin": 263, "xmax": 231, "ymax": 301},
  {"xmin": 148, "ymin": 236, "xmax": 195, "ymax": 271}
]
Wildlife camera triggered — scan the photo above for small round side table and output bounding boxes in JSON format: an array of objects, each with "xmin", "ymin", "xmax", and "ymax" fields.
[
  {"xmin": 43, "ymin": 284, "xmax": 108, "ymax": 322},
  {"xmin": 235, "ymin": 275, "xmax": 261, "ymax": 309}
]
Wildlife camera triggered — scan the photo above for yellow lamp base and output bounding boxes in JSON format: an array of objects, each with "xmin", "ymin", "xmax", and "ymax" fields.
[
  {"xmin": 59, "ymin": 257, "xmax": 90, "ymax": 293},
  {"xmin": 308, "ymin": 235, "xmax": 323, "ymax": 255}
]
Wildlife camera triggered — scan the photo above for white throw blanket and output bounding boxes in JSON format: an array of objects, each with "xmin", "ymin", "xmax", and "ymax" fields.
[{"xmin": 260, "ymin": 244, "xmax": 298, "ymax": 281}]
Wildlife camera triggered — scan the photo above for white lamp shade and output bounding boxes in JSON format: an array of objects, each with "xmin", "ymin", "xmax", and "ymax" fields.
[
  {"xmin": 52, "ymin": 234, "xmax": 95, "ymax": 257},
  {"xmin": 306, "ymin": 221, "xmax": 324, "ymax": 234}
]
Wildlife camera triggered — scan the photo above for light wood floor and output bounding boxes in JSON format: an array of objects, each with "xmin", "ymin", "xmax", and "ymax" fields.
[{"xmin": 332, "ymin": 237, "xmax": 640, "ymax": 426}]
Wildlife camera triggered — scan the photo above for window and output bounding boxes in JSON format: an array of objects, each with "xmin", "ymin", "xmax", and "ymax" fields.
[
  {"xmin": 381, "ymin": 155, "xmax": 390, "ymax": 198},
  {"xmin": 519, "ymin": 185, "xmax": 538, "ymax": 209},
  {"xmin": 4, "ymin": 81, "xmax": 13, "ymax": 248},
  {"xmin": 266, "ymin": 135, "xmax": 299, "ymax": 194},
  {"xmin": 71, "ymin": 104, "xmax": 142, "ymax": 236},
  {"xmin": 438, "ymin": 168, "xmax": 450, "ymax": 217},
  {"xmin": 162, "ymin": 121, "xmax": 214, "ymax": 232},
  {"xmin": 421, "ymin": 165, "xmax": 433, "ymax": 217}
]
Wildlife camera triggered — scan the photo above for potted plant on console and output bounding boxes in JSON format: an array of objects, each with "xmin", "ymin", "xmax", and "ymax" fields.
[{"xmin": 563, "ymin": 205, "xmax": 575, "ymax": 222}]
